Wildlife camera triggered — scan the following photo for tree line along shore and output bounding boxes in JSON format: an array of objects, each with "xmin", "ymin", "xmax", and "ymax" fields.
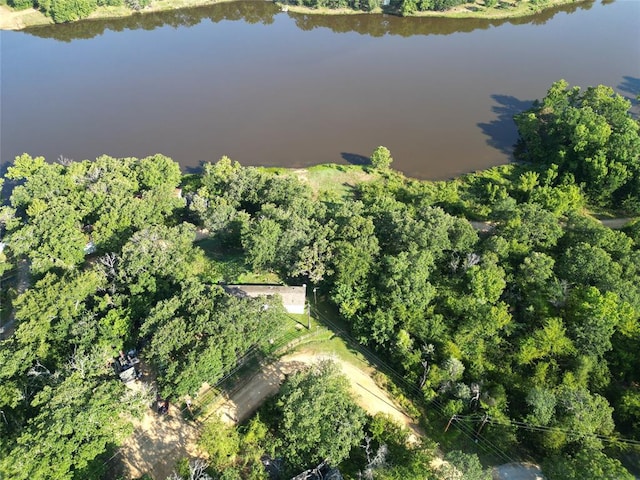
[{"xmin": 0, "ymin": 0, "xmax": 589, "ymax": 30}]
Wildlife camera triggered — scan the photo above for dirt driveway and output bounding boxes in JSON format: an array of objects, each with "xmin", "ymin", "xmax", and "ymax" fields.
[
  {"xmin": 213, "ymin": 351, "xmax": 423, "ymax": 439},
  {"xmin": 119, "ymin": 350, "xmax": 424, "ymax": 479}
]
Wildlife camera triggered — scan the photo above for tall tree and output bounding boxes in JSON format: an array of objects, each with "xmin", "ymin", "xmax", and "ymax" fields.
[
  {"xmin": 275, "ymin": 361, "xmax": 366, "ymax": 472},
  {"xmin": 514, "ymin": 80, "xmax": 640, "ymax": 209}
]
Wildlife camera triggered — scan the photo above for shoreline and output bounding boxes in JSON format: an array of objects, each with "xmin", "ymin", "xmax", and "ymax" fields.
[
  {"xmin": 0, "ymin": 0, "xmax": 590, "ymax": 31},
  {"xmin": 281, "ymin": 0, "xmax": 584, "ymax": 19}
]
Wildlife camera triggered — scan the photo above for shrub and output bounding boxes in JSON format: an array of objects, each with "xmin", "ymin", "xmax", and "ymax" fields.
[
  {"xmin": 8, "ymin": 0, "xmax": 35, "ymax": 10},
  {"xmin": 124, "ymin": 0, "xmax": 149, "ymax": 10},
  {"xmin": 48, "ymin": 0, "xmax": 97, "ymax": 22},
  {"xmin": 432, "ymin": 0, "xmax": 466, "ymax": 10},
  {"xmin": 97, "ymin": 0, "xmax": 123, "ymax": 7}
]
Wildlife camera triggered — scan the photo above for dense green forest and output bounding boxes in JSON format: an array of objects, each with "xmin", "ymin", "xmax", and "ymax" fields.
[{"xmin": 1, "ymin": 80, "xmax": 639, "ymax": 479}]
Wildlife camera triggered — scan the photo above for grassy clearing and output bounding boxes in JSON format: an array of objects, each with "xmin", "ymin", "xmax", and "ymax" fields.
[
  {"xmin": 275, "ymin": 4, "xmax": 383, "ymax": 15},
  {"xmin": 86, "ymin": 0, "xmax": 236, "ymax": 20},
  {"xmin": 195, "ymin": 237, "xmax": 283, "ymax": 284},
  {"xmin": 0, "ymin": 5, "xmax": 51, "ymax": 29},
  {"xmin": 0, "ymin": 0, "xmax": 237, "ymax": 30},
  {"xmin": 295, "ymin": 164, "xmax": 377, "ymax": 201}
]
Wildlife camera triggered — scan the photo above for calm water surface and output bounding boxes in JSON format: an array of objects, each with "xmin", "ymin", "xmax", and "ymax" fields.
[{"xmin": 1, "ymin": 0, "xmax": 639, "ymax": 179}]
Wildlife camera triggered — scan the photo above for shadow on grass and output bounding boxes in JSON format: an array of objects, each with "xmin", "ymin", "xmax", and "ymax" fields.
[{"xmin": 194, "ymin": 237, "xmax": 248, "ymax": 282}]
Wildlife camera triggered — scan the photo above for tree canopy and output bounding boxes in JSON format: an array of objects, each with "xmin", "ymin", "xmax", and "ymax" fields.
[
  {"xmin": 274, "ymin": 361, "xmax": 367, "ymax": 472},
  {"xmin": 514, "ymin": 80, "xmax": 640, "ymax": 211}
]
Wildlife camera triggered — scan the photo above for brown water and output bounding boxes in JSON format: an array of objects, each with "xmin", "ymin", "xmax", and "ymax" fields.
[{"xmin": 1, "ymin": 0, "xmax": 639, "ymax": 179}]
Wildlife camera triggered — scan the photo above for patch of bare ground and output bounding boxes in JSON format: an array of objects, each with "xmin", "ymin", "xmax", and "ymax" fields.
[
  {"xmin": 118, "ymin": 407, "xmax": 202, "ymax": 480},
  {"xmin": 114, "ymin": 361, "xmax": 204, "ymax": 480},
  {"xmin": 0, "ymin": 5, "xmax": 51, "ymax": 29},
  {"xmin": 118, "ymin": 348, "xmax": 463, "ymax": 478}
]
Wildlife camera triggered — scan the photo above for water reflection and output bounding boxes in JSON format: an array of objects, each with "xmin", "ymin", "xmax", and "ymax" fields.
[
  {"xmin": 289, "ymin": 0, "xmax": 594, "ymax": 36},
  {"xmin": 24, "ymin": 2, "xmax": 280, "ymax": 42},
  {"xmin": 24, "ymin": 0, "xmax": 596, "ymax": 42}
]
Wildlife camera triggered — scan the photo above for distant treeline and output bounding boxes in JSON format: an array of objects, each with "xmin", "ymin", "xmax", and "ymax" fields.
[
  {"xmin": 9, "ymin": 0, "xmax": 582, "ymax": 25},
  {"xmin": 281, "ymin": 0, "xmax": 559, "ymax": 16},
  {"xmin": 23, "ymin": 0, "xmax": 593, "ymax": 41},
  {"xmin": 8, "ymin": 0, "xmax": 148, "ymax": 24}
]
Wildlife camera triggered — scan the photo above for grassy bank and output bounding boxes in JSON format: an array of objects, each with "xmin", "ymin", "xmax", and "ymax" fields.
[
  {"xmin": 408, "ymin": 0, "xmax": 584, "ymax": 19},
  {"xmin": 0, "ymin": 0, "xmax": 238, "ymax": 30},
  {"xmin": 1, "ymin": 0, "xmax": 589, "ymax": 31}
]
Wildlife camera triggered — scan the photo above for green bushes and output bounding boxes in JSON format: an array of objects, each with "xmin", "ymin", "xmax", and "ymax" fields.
[
  {"xmin": 124, "ymin": 0, "xmax": 150, "ymax": 11},
  {"xmin": 285, "ymin": 0, "xmax": 379, "ymax": 12},
  {"xmin": 35, "ymin": 0, "xmax": 129, "ymax": 23},
  {"xmin": 97, "ymin": 0, "xmax": 123, "ymax": 6},
  {"xmin": 42, "ymin": 0, "xmax": 98, "ymax": 22},
  {"xmin": 431, "ymin": 0, "xmax": 466, "ymax": 9},
  {"xmin": 8, "ymin": 0, "xmax": 35, "ymax": 10}
]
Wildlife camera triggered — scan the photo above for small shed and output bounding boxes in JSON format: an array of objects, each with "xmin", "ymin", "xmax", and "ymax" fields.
[{"xmin": 224, "ymin": 284, "xmax": 306, "ymax": 314}]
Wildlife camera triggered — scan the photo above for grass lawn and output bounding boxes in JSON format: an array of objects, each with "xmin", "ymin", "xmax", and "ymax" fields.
[
  {"xmin": 293, "ymin": 164, "xmax": 377, "ymax": 201},
  {"xmin": 195, "ymin": 237, "xmax": 282, "ymax": 284}
]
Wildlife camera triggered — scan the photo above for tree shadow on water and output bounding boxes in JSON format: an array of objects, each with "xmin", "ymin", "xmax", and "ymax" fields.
[
  {"xmin": 341, "ymin": 152, "xmax": 370, "ymax": 166},
  {"xmin": 183, "ymin": 160, "xmax": 210, "ymax": 174},
  {"xmin": 477, "ymin": 94, "xmax": 533, "ymax": 158},
  {"xmin": 618, "ymin": 76, "xmax": 640, "ymax": 118}
]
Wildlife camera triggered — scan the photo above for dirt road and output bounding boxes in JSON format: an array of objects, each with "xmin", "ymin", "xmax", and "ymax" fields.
[
  {"xmin": 117, "ymin": 350, "xmax": 422, "ymax": 479},
  {"xmin": 213, "ymin": 351, "xmax": 423, "ymax": 439}
]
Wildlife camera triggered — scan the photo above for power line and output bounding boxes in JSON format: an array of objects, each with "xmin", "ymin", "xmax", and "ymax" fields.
[
  {"xmin": 106, "ymin": 302, "xmax": 521, "ymax": 474},
  {"xmin": 102, "ymin": 315, "xmax": 300, "ymax": 471},
  {"xmin": 475, "ymin": 416, "xmax": 640, "ymax": 448},
  {"xmin": 309, "ymin": 305, "xmax": 518, "ymax": 464}
]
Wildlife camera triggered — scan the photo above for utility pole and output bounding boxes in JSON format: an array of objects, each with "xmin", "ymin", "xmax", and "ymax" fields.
[
  {"xmin": 445, "ymin": 414, "xmax": 458, "ymax": 432},
  {"xmin": 475, "ymin": 414, "xmax": 489, "ymax": 441},
  {"xmin": 307, "ymin": 301, "xmax": 311, "ymax": 330},
  {"xmin": 313, "ymin": 286, "xmax": 318, "ymax": 305}
]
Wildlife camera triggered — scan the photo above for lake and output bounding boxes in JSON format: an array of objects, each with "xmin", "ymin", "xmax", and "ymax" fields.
[{"xmin": 1, "ymin": 0, "xmax": 639, "ymax": 179}]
